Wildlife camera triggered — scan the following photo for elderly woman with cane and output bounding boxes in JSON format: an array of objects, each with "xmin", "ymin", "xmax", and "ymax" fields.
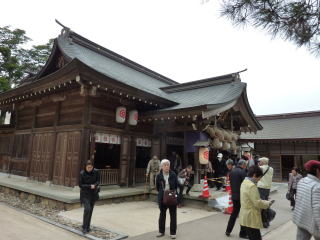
[
  {"xmin": 79, "ymin": 160, "xmax": 100, "ymax": 234},
  {"xmin": 156, "ymin": 159, "xmax": 178, "ymax": 239}
]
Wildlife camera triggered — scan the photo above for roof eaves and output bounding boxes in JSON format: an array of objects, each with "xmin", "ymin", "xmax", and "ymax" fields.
[
  {"xmin": 242, "ymin": 87, "xmax": 263, "ymax": 130},
  {"xmin": 0, "ymin": 59, "xmax": 79, "ymax": 100}
]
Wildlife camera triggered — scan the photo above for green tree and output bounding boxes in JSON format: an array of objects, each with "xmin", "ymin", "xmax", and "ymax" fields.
[
  {"xmin": 221, "ymin": 0, "xmax": 320, "ymax": 55},
  {"xmin": 21, "ymin": 39, "xmax": 54, "ymax": 76},
  {"xmin": 0, "ymin": 26, "xmax": 52, "ymax": 92}
]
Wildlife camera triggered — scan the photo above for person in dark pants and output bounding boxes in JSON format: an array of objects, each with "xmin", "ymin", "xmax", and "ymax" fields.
[
  {"xmin": 178, "ymin": 165, "xmax": 193, "ymax": 206},
  {"xmin": 213, "ymin": 153, "xmax": 227, "ymax": 190},
  {"xmin": 156, "ymin": 159, "xmax": 178, "ymax": 239},
  {"xmin": 79, "ymin": 160, "xmax": 100, "ymax": 234},
  {"xmin": 205, "ymin": 159, "xmax": 214, "ymax": 188},
  {"xmin": 288, "ymin": 167, "xmax": 302, "ymax": 210},
  {"xmin": 225, "ymin": 159, "xmax": 248, "ymax": 238},
  {"xmin": 169, "ymin": 152, "xmax": 182, "ymax": 175},
  {"xmin": 257, "ymin": 157, "xmax": 274, "ymax": 228}
]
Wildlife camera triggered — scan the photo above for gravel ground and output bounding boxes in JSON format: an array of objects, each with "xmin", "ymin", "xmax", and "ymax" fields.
[{"xmin": 0, "ymin": 192, "xmax": 123, "ymax": 240}]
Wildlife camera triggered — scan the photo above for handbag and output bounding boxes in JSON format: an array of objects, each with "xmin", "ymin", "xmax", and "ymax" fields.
[
  {"xmin": 94, "ymin": 185, "xmax": 100, "ymax": 201},
  {"xmin": 286, "ymin": 191, "xmax": 293, "ymax": 200},
  {"xmin": 266, "ymin": 208, "xmax": 276, "ymax": 223},
  {"xmin": 162, "ymin": 181, "xmax": 178, "ymax": 206},
  {"xmin": 178, "ymin": 177, "xmax": 186, "ymax": 186}
]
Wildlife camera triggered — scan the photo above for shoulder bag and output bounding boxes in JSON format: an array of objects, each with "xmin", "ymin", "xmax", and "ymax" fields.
[{"xmin": 162, "ymin": 181, "xmax": 178, "ymax": 206}]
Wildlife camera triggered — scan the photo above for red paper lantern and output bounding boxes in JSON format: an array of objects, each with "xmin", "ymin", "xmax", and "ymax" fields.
[
  {"xmin": 129, "ymin": 110, "xmax": 138, "ymax": 125},
  {"xmin": 116, "ymin": 106, "xmax": 126, "ymax": 123}
]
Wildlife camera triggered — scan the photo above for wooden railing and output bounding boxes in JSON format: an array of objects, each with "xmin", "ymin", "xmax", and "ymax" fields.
[
  {"xmin": 135, "ymin": 168, "xmax": 146, "ymax": 183},
  {"xmin": 98, "ymin": 169, "xmax": 119, "ymax": 185}
]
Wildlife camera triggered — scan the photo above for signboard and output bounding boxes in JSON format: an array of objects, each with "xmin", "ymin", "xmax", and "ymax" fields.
[
  {"xmin": 136, "ymin": 138, "xmax": 152, "ymax": 147},
  {"xmin": 94, "ymin": 133, "xmax": 121, "ymax": 145},
  {"xmin": 166, "ymin": 136, "xmax": 184, "ymax": 146},
  {"xmin": 199, "ymin": 147, "xmax": 209, "ymax": 164}
]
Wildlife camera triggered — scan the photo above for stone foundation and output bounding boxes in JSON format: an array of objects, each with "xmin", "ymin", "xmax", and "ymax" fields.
[{"xmin": 0, "ymin": 185, "xmax": 148, "ymax": 210}]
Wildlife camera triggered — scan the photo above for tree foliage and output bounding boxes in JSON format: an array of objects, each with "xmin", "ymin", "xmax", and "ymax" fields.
[
  {"xmin": 221, "ymin": 0, "xmax": 320, "ymax": 55},
  {"xmin": 0, "ymin": 26, "xmax": 53, "ymax": 92}
]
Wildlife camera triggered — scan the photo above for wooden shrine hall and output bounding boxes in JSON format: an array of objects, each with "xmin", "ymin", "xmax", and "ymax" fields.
[{"xmin": 0, "ymin": 26, "xmax": 262, "ymax": 187}]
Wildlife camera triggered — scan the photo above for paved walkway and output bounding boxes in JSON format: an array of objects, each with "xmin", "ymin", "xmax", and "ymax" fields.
[
  {"xmin": 129, "ymin": 183, "xmax": 291, "ymax": 240},
  {"xmin": 60, "ymin": 201, "xmax": 217, "ymax": 237},
  {"xmin": 0, "ymin": 204, "xmax": 84, "ymax": 240}
]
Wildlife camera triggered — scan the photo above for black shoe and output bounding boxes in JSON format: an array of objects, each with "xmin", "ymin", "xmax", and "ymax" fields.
[
  {"xmin": 82, "ymin": 229, "xmax": 89, "ymax": 234},
  {"xmin": 225, "ymin": 232, "xmax": 230, "ymax": 237},
  {"xmin": 156, "ymin": 233, "xmax": 165, "ymax": 237},
  {"xmin": 263, "ymin": 222, "xmax": 269, "ymax": 228}
]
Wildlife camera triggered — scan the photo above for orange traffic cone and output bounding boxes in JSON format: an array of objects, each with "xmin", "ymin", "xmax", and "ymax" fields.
[
  {"xmin": 225, "ymin": 176, "xmax": 231, "ymax": 192},
  {"xmin": 225, "ymin": 184, "xmax": 233, "ymax": 214},
  {"xmin": 199, "ymin": 176, "xmax": 211, "ymax": 198}
]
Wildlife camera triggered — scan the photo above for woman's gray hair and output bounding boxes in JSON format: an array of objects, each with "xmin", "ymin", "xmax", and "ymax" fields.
[
  {"xmin": 226, "ymin": 159, "xmax": 234, "ymax": 166},
  {"xmin": 160, "ymin": 159, "xmax": 170, "ymax": 167},
  {"xmin": 237, "ymin": 159, "xmax": 247, "ymax": 167}
]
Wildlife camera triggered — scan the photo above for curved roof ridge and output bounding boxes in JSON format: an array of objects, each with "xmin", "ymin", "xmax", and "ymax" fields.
[{"xmin": 161, "ymin": 71, "xmax": 243, "ymax": 93}]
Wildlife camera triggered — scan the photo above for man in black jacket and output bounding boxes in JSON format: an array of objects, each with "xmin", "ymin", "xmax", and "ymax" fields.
[
  {"xmin": 225, "ymin": 159, "xmax": 248, "ymax": 238},
  {"xmin": 213, "ymin": 153, "xmax": 228, "ymax": 190}
]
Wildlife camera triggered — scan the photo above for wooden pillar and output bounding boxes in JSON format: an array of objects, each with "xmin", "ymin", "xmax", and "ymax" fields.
[
  {"xmin": 194, "ymin": 147, "xmax": 200, "ymax": 184},
  {"xmin": 183, "ymin": 131, "xmax": 188, "ymax": 168},
  {"xmin": 151, "ymin": 138, "xmax": 161, "ymax": 158},
  {"xmin": 160, "ymin": 133, "xmax": 167, "ymax": 159},
  {"xmin": 48, "ymin": 102, "xmax": 60, "ymax": 181},
  {"xmin": 80, "ymin": 95, "xmax": 91, "ymax": 166},
  {"xmin": 128, "ymin": 136, "xmax": 136, "ymax": 186},
  {"xmin": 26, "ymin": 106, "xmax": 37, "ymax": 177},
  {"xmin": 120, "ymin": 135, "xmax": 131, "ymax": 186}
]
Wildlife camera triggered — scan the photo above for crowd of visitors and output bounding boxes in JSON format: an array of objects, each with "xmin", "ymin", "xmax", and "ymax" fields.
[{"xmin": 78, "ymin": 152, "xmax": 320, "ymax": 240}]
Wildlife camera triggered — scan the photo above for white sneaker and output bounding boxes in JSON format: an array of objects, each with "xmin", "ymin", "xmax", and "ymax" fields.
[{"xmin": 170, "ymin": 235, "xmax": 176, "ymax": 239}]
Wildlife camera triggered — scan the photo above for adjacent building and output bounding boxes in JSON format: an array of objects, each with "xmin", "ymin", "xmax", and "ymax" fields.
[{"xmin": 241, "ymin": 111, "xmax": 320, "ymax": 181}]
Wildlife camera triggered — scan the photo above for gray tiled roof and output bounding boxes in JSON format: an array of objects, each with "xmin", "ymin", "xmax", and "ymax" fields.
[
  {"xmin": 241, "ymin": 114, "xmax": 320, "ymax": 140},
  {"xmin": 162, "ymin": 81, "xmax": 246, "ymax": 110},
  {"xmin": 56, "ymin": 31, "xmax": 247, "ymax": 112},
  {"xmin": 57, "ymin": 34, "xmax": 174, "ymax": 100}
]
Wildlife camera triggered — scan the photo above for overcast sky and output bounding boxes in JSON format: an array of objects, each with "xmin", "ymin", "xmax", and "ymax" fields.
[{"xmin": 1, "ymin": 0, "xmax": 319, "ymax": 115}]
